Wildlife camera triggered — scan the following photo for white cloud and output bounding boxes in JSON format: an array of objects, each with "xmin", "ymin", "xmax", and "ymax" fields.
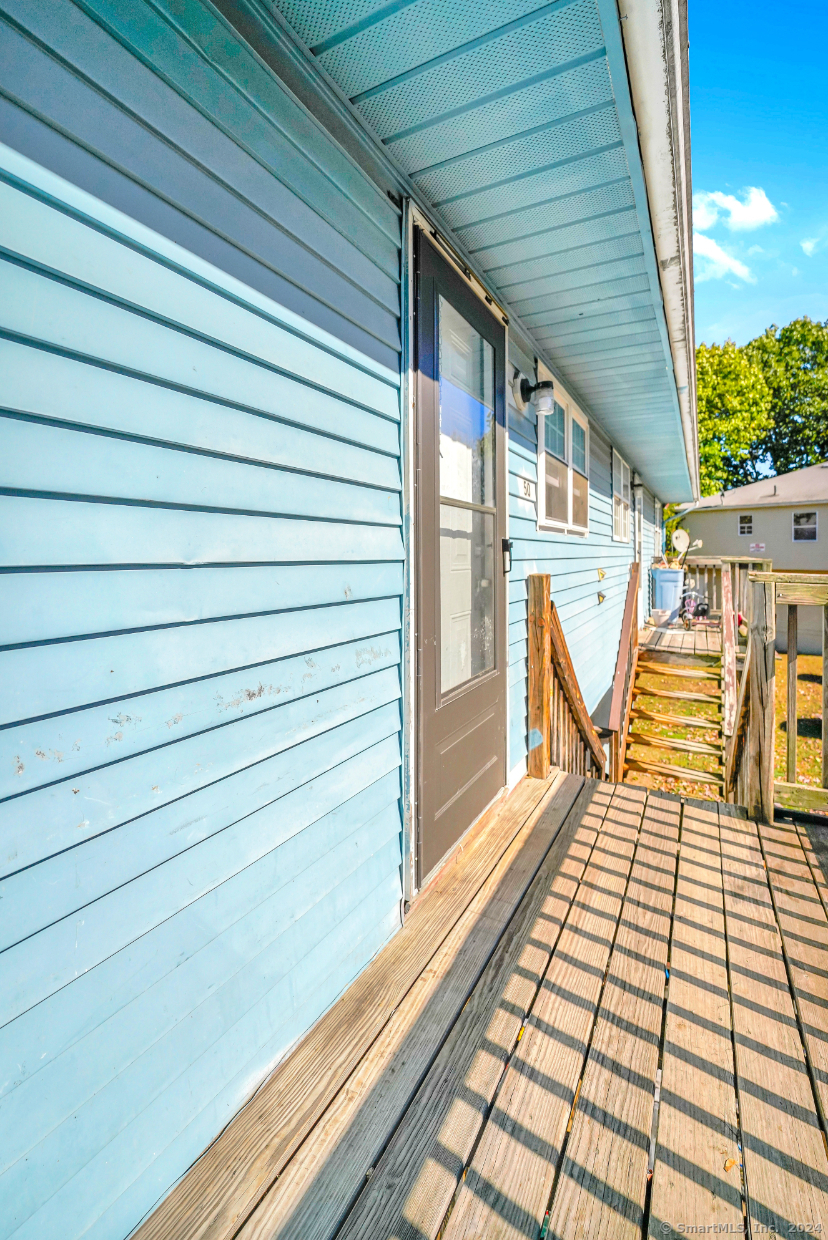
[
  {"xmin": 693, "ymin": 196, "xmax": 720, "ymax": 231},
  {"xmin": 747, "ymin": 245, "xmax": 764, "ymax": 256},
  {"xmin": 801, "ymin": 237, "xmax": 819, "ymax": 256},
  {"xmin": 693, "ymin": 186, "xmax": 779, "ymax": 232},
  {"xmin": 693, "ymin": 232, "xmax": 756, "ymax": 283}
]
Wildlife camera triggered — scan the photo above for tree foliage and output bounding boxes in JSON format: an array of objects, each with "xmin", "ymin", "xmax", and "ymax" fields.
[
  {"xmin": 745, "ymin": 318, "xmax": 828, "ymax": 475},
  {"xmin": 696, "ymin": 339, "xmax": 772, "ymax": 495},
  {"xmin": 694, "ymin": 317, "xmax": 828, "ymax": 491}
]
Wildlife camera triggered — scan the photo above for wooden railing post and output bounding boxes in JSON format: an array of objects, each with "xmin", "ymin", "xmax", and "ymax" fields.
[
  {"xmin": 721, "ymin": 566, "xmax": 737, "ymax": 738},
  {"xmin": 527, "ymin": 574, "xmax": 551, "ymax": 779},
  {"xmin": 747, "ymin": 577, "xmax": 776, "ymax": 822},
  {"xmin": 607, "ymin": 562, "xmax": 640, "ymax": 782},
  {"xmin": 787, "ymin": 605, "xmax": 798, "ymax": 784},
  {"xmin": 823, "ymin": 604, "xmax": 828, "ymax": 791}
]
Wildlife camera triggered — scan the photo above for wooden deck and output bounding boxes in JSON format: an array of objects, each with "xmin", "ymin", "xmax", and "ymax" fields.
[
  {"xmin": 137, "ymin": 772, "xmax": 828, "ymax": 1240},
  {"xmin": 640, "ymin": 623, "xmax": 723, "ymax": 657}
]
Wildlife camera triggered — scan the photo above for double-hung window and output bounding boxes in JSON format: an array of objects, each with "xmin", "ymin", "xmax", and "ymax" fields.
[
  {"xmin": 739, "ymin": 514, "xmax": 753, "ymax": 536},
  {"xmin": 612, "ymin": 450, "xmax": 631, "ymax": 541},
  {"xmin": 793, "ymin": 511, "xmax": 817, "ymax": 542},
  {"xmin": 538, "ymin": 398, "xmax": 589, "ymax": 533}
]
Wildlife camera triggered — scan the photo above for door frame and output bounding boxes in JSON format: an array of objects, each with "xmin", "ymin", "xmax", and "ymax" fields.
[{"xmin": 401, "ymin": 205, "xmax": 511, "ymax": 902}]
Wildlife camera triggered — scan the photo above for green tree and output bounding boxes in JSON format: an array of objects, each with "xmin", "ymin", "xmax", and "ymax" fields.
[
  {"xmin": 745, "ymin": 317, "xmax": 828, "ymax": 474},
  {"xmin": 695, "ymin": 340, "xmax": 773, "ymax": 495}
]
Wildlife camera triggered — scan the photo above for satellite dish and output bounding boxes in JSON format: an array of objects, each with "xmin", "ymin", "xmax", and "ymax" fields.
[{"xmin": 672, "ymin": 528, "xmax": 690, "ymax": 554}]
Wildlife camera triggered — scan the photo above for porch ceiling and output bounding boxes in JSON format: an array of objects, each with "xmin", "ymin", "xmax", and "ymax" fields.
[{"xmin": 269, "ymin": 0, "xmax": 694, "ymax": 501}]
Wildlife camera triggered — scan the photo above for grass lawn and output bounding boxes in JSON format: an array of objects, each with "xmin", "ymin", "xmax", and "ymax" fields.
[
  {"xmin": 625, "ymin": 646, "xmax": 825, "ymax": 800},
  {"xmin": 774, "ymin": 651, "xmax": 823, "ymax": 785},
  {"xmin": 624, "ymin": 658, "xmax": 724, "ymax": 800}
]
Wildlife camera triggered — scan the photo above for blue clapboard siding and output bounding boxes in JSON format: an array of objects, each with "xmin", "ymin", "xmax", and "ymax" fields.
[
  {"xmin": 507, "ymin": 337, "xmax": 635, "ymax": 776},
  {"xmin": 0, "ymin": 0, "xmax": 400, "ymax": 369},
  {"xmin": 0, "ymin": 0, "xmax": 404, "ymax": 1232}
]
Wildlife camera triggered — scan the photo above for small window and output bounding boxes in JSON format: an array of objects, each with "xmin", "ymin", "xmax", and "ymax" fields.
[
  {"xmin": 793, "ymin": 511, "xmax": 818, "ymax": 542},
  {"xmin": 538, "ymin": 397, "xmax": 589, "ymax": 533},
  {"xmin": 739, "ymin": 514, "xmax": 753, "ymax": 536},
  {"xmin": 612, "ymin": 450, "xmax": 631, "ymax": 541}
]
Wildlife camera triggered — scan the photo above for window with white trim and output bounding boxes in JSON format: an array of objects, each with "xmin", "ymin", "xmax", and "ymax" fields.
[
  {"xmin": 538, "ymin": 399, "xmax": 590, "ymax": 533},
  {"xmin": 739, "ymin": 514, "xmax": 753, "ymax": 535},
  {"xmin": 793, "ymin": 511, "xmax": 817, "ymax": 541},
  {"xmin": 612, "ymin": 450, "xmax": 631, "ymax": 541}
]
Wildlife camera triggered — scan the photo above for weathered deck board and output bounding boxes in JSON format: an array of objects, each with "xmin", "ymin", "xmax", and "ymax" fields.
[
  {"xmin": 757, "ymin": 817, "xmax": 828, "ymax": 1126},
  {"xmin": 237, "ymin": 773, "xmax": 585, "ymax": 1240},
  {"xmin": 135, "ymin": 750, "xmax": 828, "ymax": 1240},
  {"xmin": 442, "ymin": 785, "xmax": 645, "ymax": 1240},
  {"xmin": 648, "ymin": 800, "xmax": 742, "ymax": 1239},
  {"xmin": 543, "ymin": 791, "xmax": 679, "ymax": 1240},
  {"xmin": 795, "ymin": 820, "xmax": 828, "ymax": 917},
  {"xmin": 333, "ymin": 780, "xmax": 618, "ymax": 1240},
  {"xmin": 719, "ymin": 805, "xmax": 828, "ymax": 1235},
  {"xmin": 133, "ymin": 775, "xmax": 555, "ymax": 1240}
]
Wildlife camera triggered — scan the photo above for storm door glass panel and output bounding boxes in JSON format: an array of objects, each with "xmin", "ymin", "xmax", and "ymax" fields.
[{"xmin": 438, "ymin": 296, "xmax": 496, "ymax": 693}]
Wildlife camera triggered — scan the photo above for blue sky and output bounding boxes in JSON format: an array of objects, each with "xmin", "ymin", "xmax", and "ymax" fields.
[{"xmin": 689, "ymin": 0, "xmax": 828, "ymax": 346}]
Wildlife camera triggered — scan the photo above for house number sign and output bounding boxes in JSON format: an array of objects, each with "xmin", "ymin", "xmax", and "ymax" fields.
[{"xmin": 518, "ymin": 476, "xmax": 536, "ymax": 503}]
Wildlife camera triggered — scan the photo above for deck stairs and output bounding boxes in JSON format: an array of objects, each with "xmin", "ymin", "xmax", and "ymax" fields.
[{"xmin": 623, "ymin": 643, "xmax": 726, "ymax": 792}]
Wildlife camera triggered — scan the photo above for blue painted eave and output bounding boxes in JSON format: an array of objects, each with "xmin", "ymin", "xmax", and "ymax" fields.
[{"xmin": 269, "ymin": 0, "xmax": 694, "ymax": 502}]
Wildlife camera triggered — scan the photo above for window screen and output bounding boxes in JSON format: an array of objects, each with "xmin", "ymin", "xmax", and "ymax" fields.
[
  {"xmin": 545, "ymin": 452, "xmax": 569, "ymax": 524},
  {"xmin": 539, "ymin": 399, "xmax": 588, "ymax": 531},
  {"xmin": 544, "ymin": 401, "xmax": 566, "ymax": 461},
  {"xmin": 571, "ymin": 418, "xmax": 586, "ymax": 476},
  {"xmin": 793, "ymin": 512, "xmax": 817, "ymax": 541}
]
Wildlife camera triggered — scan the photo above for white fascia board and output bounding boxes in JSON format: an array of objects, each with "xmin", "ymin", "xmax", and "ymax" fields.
[{"xmin": 617, "ymin": 0, "xmax": 699, "ymax": 499}]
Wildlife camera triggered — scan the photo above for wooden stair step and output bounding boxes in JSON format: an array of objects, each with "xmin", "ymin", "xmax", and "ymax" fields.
[
  {"xmin": 624, "ymin": 757, "xmax": 724, "ymax": 786},
  {"xmin": 632, "ymin": 685, "xmax": 722, "ymax": 705},
  {"xmin": 629, "ymin": 708, "xmax": 722, "ymax": 732},
  {"xmin": 637, "ymin": 651, "xmax": 722, "ymax": 669},
  {"xmin": 636, "ymin": 662, "xmax": 722, "ymax": 681},
  {"xmin": 628, "ymin": 730, "xmax": 723, "ymax": 757}
]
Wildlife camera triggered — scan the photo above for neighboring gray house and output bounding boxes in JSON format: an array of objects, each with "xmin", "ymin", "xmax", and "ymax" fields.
[{"xmin": 680, "ymin": 463, "xmax": 828, "ymax": 652}]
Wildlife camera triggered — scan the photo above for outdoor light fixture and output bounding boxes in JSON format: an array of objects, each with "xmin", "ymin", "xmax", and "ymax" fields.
[{"xmin": 510, "ymin": 369, "xmax": 554, "ymax": 414}]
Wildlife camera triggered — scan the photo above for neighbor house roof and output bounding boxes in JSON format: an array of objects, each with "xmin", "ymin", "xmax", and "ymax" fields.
[{"xmin": 679, "ymin": 463, "xmax": 828, "ymax": 512}]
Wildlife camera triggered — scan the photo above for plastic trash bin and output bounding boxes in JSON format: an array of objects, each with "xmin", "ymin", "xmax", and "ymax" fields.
[{"xmin": 652, "ymin": 568, "xmax": 684, "ymax": 624}]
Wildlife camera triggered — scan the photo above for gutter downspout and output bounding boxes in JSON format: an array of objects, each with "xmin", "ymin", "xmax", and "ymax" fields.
[{"xmin": 616, "ymin": 0, "xmax": 699, "ymax": 500}]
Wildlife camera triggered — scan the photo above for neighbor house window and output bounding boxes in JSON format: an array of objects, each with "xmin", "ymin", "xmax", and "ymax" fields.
[
  {"xmin": 612, "ymin": 450, "xmax": 631, "ymax": 541},
  {"xmin": 739, "ymin": 514, "xmax": 753, "ymax": 535},
  {"xmin": 793, "ymin": 511, "xmax": 818, "ymax": 541},
  {"xmin": 538, "ymin": 399, "xmax": 589, "ymax": 533}
]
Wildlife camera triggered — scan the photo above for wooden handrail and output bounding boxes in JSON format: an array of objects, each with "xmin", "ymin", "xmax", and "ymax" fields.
[
  {"xmin": 548, "ymin": 602, "xmax": 607, "ymax": 771},
  {"xmin": 608, "ymin": 562, "xmax": 640, "ymax": 734},
  {"xmin": 527, "ymin": 574, "xmax": 606, "ymax": 779},
  {"xmin": 724, "ymin": 631, "xmax": 751, "ymax": 792}
]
